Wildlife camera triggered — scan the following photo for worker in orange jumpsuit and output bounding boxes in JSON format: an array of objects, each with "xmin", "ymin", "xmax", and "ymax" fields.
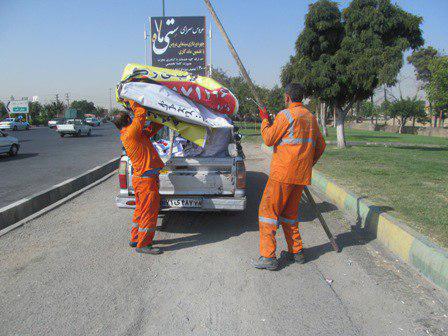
[
  {"xmin": 255, "ymin": 83, "xmax": 326, "ymax": 270},
  {"xmin": 112, "ymin": 100, "xmax": 164, "ymax": 255}
]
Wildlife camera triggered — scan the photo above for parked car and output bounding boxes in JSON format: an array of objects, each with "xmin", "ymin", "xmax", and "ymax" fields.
[
  {"xmin": 0, "ymin": 130, "xmax": 20, "ymax": 156},
  {"xmin": 56, "ymin": 119, "xmax": 92, "ymax": 137},
  {"xmin": 0, "ymin": 118, "xmax": 30, "ymax": 131},
  {"xmin": 85, "ymin": 117, "xmax": 101, "ymax": 127},
  {"xmin": 48, "ymin": 118, "xmax": 66, "ymax": 129}
]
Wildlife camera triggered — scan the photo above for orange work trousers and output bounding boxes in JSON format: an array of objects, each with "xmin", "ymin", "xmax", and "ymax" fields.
[
  {"xmin": 131, "ymin": 176, "xmax": 160, "ymax": 248},
  {"xmin": 259, "ymin": 178, "xmax": 304, "ymax": 258}
]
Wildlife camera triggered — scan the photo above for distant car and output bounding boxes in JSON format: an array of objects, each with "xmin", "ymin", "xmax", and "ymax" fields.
[
  {"xmin": 85, "ymin": 117, "xmax": 101, "ymax": 127},
  {"xmin": 48, "ymin": 118, "xmax": 66, "ymax": 129},
  {"xmin": 56, "ymin": 119, "xmax": 92, "ymax": 137},
  {"xmin": 0, "ymin": 118, "xmax": 30, "ymax": 131},
  {"xmin": 0, "ymin": 130, "xmax": 20, "ymax": 156}
]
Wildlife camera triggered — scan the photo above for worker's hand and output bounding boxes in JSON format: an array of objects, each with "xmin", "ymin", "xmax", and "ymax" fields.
[
  {"xmin": 126, "ymin": 100, "xmax": 143, "ymax": 112},
  {"xmin": 258, "ymin": 105, "xmax": 270, "ymax": 121}
]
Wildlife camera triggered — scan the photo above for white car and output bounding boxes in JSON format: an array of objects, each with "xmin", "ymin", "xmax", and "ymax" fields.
[
  {"xmin": 0, "ymin": 130, "xmax": 20, "ymax": 156},
  {"xmin": 0, "ymin": 118, "xmax": 30, "ymax": 131},
  {"xmin": 85, "ymin": 117, "xmax": 101, "ymax": 127},
  {"xmin": 57, "ymin": 119, "xmax": 92, "ymax": 137},
  {"xmin": 48, "ymin": 118, "xmax": 66, "ymax": 129}
]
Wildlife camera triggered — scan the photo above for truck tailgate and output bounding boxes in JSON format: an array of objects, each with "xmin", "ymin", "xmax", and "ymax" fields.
[{"xmin": 129, "ymin": 157, "xmax": 235, "ymax": 196}]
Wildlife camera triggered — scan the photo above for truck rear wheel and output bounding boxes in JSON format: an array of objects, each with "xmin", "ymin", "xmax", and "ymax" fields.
[{"xmin": 60, "ymin": 133, "xmax": 65, "ymax": 138}]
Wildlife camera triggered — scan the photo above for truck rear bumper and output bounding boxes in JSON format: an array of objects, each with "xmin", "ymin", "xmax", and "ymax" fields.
[{"xmin": 116, "ymin": 195, "xmax": 247, "ymax": 212}]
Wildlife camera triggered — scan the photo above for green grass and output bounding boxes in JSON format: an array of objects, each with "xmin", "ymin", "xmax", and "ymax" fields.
[
  {"xmin": 314, "ymin": 145, "xmax": 448, "ymax": 247},
  {"xmin": 325, "ymin": 128, "xmax": 448, "ymax": 146}
]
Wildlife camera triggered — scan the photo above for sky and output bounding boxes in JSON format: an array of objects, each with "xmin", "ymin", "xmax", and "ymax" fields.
[{"xmin": 0, "ymin": 0, "xmax": 447, "ymax": 108}]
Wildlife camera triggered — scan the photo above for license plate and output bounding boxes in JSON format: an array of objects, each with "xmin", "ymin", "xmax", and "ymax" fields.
[{"xmin": 163, "ymin": 198, "xmax": 202, "ymax": 208}]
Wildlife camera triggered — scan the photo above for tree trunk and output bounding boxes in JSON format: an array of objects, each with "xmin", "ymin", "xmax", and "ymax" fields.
[
  {"xmin": 392, "ymin": 117, "xmax": 395, "ymax": 126},
  {"xmin": 412, "ymin": 117, "xmax": 416, "ymax": 128},
  {"xmin": 320, "ymin": 102, "xmax": 328, "ymax": 137},
  {"xmin": 439, "ymin": 110, "xmax": 443, "ymax": 128},
  {"xmin": 333, "ymin": 108, "xmax": 337, "ymax": 128},
  {"xmin": 336, "ymin": 107, "xmax": 346, "ymax": 148},
  {"xmin": 399, "ymin": 117, "xmax": 406, "ymax": 134},
  {"xmin": 434, "ymin": 116, "xmax": 438, "ymax": 128}
]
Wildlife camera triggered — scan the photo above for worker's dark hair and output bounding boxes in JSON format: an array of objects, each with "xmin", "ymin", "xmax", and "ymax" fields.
[
  {"xmin": 112, "ymin": 112, "xmax": 131, "ymax": 130},
  {"xmin": 284, "ymin": 83, "xmax": 304, "ymax": 102}
]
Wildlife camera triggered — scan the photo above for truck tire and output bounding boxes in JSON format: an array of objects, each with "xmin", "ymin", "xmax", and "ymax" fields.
[
  {"xmin": 87, "ymin": 130, "xmax": 92, "ymax": 136},
  {"xmin": 76, "ymin": 130, "xmax": 81, "ymax": 137},
  {"xmin": 8, "ymin": 144, "xmax": 19, "ymax": 157},
  {"xmin": 13, "ymin": 126, "xmax": 18, "ymax": 131},
  {"xmin": 60, "ymin": 133, "xmax": 65, "ymax": 138}
]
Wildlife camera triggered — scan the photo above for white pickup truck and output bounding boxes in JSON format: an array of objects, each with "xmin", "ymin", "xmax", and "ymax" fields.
[
  {"xmin": 116, "ymin": 128, "xmax": 246, "ymax": 212},
  {"xmin": 57, "ymin": 119, "xmax": 92, "ymax": 137}
]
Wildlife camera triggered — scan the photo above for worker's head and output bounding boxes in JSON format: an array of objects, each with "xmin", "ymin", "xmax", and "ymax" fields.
[
  {"xmin": 284, "ymin": 83, "xmax": 304, "ymax": 107},
  {"xmin": 111, "ymin": 112, "xmax": 132, "ymax": 130}
]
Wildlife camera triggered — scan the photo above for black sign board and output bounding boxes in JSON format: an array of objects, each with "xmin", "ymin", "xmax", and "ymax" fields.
[{"xmin": 150, "ymin": 16, "xmax": 206, "ymax": 76}]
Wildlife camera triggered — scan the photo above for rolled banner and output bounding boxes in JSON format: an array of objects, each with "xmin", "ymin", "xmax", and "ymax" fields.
[
  {"xmin": 119, "ymin": 81, "xmax": 233, "ymax": 129},
  {"xmin": 120, "ymin": 63, "xmax": 239, "ymax": 115}
]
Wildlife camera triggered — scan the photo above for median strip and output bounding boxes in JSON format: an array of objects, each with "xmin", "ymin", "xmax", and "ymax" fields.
[{"xmin": 0, "ymin": 157, "xmax": 120, "ymax": 231}]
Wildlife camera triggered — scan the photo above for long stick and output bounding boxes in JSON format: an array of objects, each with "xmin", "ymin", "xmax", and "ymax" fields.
[
  {"xmin": 204, "ymin": 0, "xmax": 339, "ymax": 252},
  {"xmin": 303, "ymin": 188, "xmax": 340, "ymax": 252},
  {"xmin": 203, "ymin": 0, "xmax": 265, "ymax": 111}
]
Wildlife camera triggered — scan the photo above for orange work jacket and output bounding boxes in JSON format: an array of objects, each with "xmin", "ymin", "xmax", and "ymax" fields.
[
  {"xmin": 261, "ymin": 102, "xmax": 326, "ymax": 185},
  {"xmin": 120, "ymin": 105, "xmax": 164, "ymax": 177}
]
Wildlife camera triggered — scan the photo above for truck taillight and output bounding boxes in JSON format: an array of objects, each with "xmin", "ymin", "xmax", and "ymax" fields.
[
  {"xmin": 235, "ymin": 161, "xmax": 246, "ymax": 189},
  {"xmin": 118, "ymin": 161, "xmax": 127, "ymax": 189}
]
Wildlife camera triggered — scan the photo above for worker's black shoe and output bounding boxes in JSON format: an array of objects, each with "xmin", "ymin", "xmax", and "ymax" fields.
[
  {"xmin": 254, "ymin": 257, "xmax": 279, "ymax": 271},
  {"xmin": 129, "ymin": 241, "xmax": 137, "ymax": 248},
  {"xmin": 282, "ymin": 250, "xmax": 306, "ymax": 264},
  {"xmin": 135, "ymin": 245, "xmax": 162, "ymax": 255}
]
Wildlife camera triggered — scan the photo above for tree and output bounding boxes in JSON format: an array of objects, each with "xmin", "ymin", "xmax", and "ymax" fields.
[
  {"xmin": 387, "ymin": 97, "xmax": 426, "ymax": 133},
  {"xmin": 29, "ymin": 102, "xmax": 44, "ymax": 125},
  {"xmin": 358, "ymin": 100, "xmax": 380, "ymax": 125},
  {"xmin": 70, "ymin": 100, "xmax": 96, "ymax": 115},
  {"xmin": 212, "ymin": 67, "xmax": 284, "ymax": 121},
  {"xmin": 281, "ymin": 0, "xmax": 423, "ymax": 148},
  {"xmin": 408, "ymin": 46, "xmax": 439, "ymax": 85},
  {"xmin": 427, "ymin": 56, "xmax": 448, "ymax": 127},
  {"xmin": 0, "ymin": 101, "xmax": 7, "ymax": 119},
  {"xmin": 408, "ymin": 46, "xmax": 440, "ymax": 126},
  {"xmin": 43, "ymin": 101, "xmax": 65, "ymax": 122}
]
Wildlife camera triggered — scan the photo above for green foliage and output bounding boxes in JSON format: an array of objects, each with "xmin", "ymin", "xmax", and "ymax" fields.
[
  {"xmin": 427, "ymin": 57, "xmax": 448, "ymax": 114},
  {"xmin": 212, "ymin": 68, "xmax": 284, "ymax": 121},
  {"xmin": 29, "ymin": 102, "xmax": 44, "ymax": 125},
  {"xmin": 70, "ymin": 100, "xmax": 96, "ymax": 115},
  {"xmin": 0, "ymin": 101, "xmax": 7, "ymax": 119},
  {"xmin": 408, "ymin": 46, "xmax": 439, "ymax": 84},
  {"xmin": 282, "ymin": 0, "xmax": 423, "ymax": 110},
  {"xmin": 358, "ymin": 101, "xmax": 379, "ymax": 118},
  {"xmin": 43, "ymin": 101, "xmax": 65, "ymax": 121},
  {"xmin": 386, "ymin": 97, "xmax": 426, "ymax": 131}
]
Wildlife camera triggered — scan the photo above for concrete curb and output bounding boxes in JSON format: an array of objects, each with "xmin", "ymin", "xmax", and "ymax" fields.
[
  {"xmin": 261, "ymin": 144, "xmax": 448, "ymax": 292},
  {"xmin": 0, "ymin": 157, "xmax": 120, "ymax": 231}
]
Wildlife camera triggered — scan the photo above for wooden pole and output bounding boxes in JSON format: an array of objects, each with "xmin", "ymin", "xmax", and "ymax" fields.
[{"xmin": 203, "ymin": 0, "xmax": 265, "ymax": 111}]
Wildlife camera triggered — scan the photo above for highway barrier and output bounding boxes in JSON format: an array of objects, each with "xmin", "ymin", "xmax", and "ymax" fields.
[{"xmin": 0, "ymin": 157, "xmax": 120, "ymax": 231}]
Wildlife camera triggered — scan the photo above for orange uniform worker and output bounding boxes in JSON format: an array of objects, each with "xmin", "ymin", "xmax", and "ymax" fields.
[
  {"xmin": 112, "ymin": 100, "xmax": 164, "ymax": 255},
  {"xmin": 255, "ymin": 83, "xmax": 326, "ymax": 270}
]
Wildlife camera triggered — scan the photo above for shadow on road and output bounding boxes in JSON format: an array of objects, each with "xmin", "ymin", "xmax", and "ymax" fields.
[
  {"xmin": 156, "ymin": 170, "xmax": 372, "ymax": 266},
  {"xmin": 158, "ymin": 171, "xmax": 267, "ymax": 251},
  {"xmin": 0, "ymin": 153, "xmax": 39, "ymax": 161}
]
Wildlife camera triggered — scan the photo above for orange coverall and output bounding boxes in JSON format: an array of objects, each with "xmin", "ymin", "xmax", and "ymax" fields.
[
  {"xmin": 259, "ymin": 102, "xmax": 326, "ymax": 258},
  {"xmin": 120, "ymin": 101, "xmax": 164, "ymax": 248}
]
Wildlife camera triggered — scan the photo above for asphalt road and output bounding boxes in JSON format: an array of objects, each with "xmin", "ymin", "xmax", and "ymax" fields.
[
  {"xmin": 0, "ymin": 123, "xmax": 121, "ymax": 208},
  {"xmin": 0, "ymin": 143, "xmax": 447, "ymax": 336}
]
